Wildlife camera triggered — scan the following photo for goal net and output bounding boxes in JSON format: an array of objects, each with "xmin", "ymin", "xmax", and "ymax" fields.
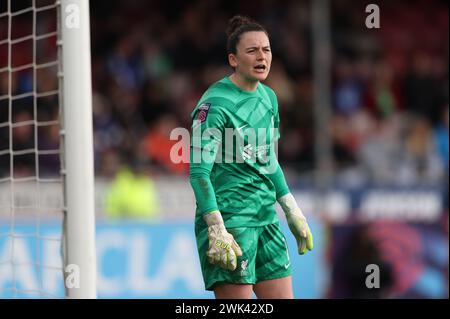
[{"xmin": 0, "ymin": 0, "xmax": 96, "ymax": 298}]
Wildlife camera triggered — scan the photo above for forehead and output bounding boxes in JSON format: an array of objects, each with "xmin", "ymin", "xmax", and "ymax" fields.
[{"xmin": 238, "ymin": 31, "xmax": 270, "ymax": 48}]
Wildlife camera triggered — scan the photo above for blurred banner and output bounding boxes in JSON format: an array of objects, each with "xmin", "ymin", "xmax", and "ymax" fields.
[
  {"xmin": 1, "ymin": 184, "xmax": 448, "ymax": 299},
  {"xmin": 0, "ymin": 220, "xmax": 326, "ymax": 299},
  {"xmin": 329, "ymin": 221, "xmax": 448, "ymax": 299}
]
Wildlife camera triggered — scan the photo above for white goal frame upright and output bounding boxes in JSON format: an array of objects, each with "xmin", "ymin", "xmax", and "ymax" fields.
[{"xmin": 59, "ymin": 0, "xmax": 96, "ymax": 298}]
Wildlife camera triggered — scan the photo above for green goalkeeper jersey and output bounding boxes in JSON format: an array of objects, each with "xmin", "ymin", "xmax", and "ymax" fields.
[{"xmin": 190, "ymin": 76, "xmax": 290, "ymax": 229}]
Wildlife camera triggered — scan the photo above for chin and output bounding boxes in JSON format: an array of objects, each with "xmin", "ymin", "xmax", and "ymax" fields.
[
  {"xmin": 252, "ymin": 72, "xmax": 268, "ymax": 82},
  {"xmin": 256, "ymin": 74, "xmax": 268, "ymax": 82}
]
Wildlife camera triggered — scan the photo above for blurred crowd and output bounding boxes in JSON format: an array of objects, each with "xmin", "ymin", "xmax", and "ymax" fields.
[
  {"xmin": 0, "ymin": 0, "xmax": 448, "ymax": 187},
  {"xmin": 0, "ymin": 0, "xmax": 447, "ymax": 299}
]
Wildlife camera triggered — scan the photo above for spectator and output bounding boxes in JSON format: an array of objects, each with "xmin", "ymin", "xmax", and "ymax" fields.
[{"xmin": 104, "ymin": 161, "xmax": 160, "ymax": 222}]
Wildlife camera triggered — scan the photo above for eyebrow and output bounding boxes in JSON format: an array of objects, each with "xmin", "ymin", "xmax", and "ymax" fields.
[{"xmin": 245, "ymin": 46, "xmax": 271, "ymax": 50}]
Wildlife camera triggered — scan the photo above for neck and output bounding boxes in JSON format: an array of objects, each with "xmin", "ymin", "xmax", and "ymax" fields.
[{"xmin": 229, "ymin": 73, "xmax": 259, "ymax": 92}]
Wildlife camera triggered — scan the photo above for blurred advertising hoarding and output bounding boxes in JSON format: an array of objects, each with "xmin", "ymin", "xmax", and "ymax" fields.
[
  {"xmin": 0, "ymin": 186, "xmax": 447, "ymax": 298},
  {"xmin": 0, "ymin": 221, "xmax": 325, "ymax": 298}
]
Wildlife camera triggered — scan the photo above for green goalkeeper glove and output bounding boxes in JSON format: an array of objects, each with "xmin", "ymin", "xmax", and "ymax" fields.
[
  {"xmin": 203, "ymin": 210, "xmax": 243, "ymax": 271},
  {"xmin": 278, "ymin": 193, "xmax": 313, "ymax": 255}
]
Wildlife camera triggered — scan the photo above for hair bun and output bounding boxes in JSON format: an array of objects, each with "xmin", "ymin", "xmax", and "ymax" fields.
[{"xmin": 226, "ymin": 15, "xmax": 255, "ymax": 37}]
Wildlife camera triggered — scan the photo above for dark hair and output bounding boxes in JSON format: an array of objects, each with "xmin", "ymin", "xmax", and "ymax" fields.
[{"xmin": 226, "ymin": 15, "xmax": 268, "ymax": 54}]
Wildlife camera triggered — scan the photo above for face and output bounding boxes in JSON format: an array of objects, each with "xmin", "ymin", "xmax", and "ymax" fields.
[{"xmin": 228, "ymin": 31, "xmax": 272, "ymax": 82}]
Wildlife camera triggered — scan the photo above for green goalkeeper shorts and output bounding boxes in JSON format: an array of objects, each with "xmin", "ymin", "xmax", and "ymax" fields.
[{"xmin": 195, "ymin": 221, "xmax": 292, "ymax": 291}]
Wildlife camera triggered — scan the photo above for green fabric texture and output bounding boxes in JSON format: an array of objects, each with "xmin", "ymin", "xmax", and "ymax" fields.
[
  {"xmin": 189, "ymin": 76, "xmax": 290, "ymax": 228},
  {"xmin": 195, "ymin": 221, "xmax": 292, "ymax": 290}
]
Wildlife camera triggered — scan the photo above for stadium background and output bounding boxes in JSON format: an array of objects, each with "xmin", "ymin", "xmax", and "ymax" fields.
[{"xmin": 0, "ymin": 0, "xmax": 448, "ymax": 298}]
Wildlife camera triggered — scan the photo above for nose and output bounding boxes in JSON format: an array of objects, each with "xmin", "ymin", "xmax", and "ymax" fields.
[{"xmin": 256, "ymin": 49, "xmax": 265, "ymax": 60}]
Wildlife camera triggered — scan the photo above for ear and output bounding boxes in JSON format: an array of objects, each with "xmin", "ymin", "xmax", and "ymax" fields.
[{"xmin": 228, "ymin": 53, "xmax": 237, "ymax": 68}]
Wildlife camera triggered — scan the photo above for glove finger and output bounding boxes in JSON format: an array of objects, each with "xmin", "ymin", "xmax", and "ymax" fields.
[
  {"xmin": 219, "ymin": 251, "xmax": 234, "ymax": 271},
  {"xmin": 300, "ymin": 226, "xmax": 307, "ymax": 238},
  {"xmin": 298, "ymin": 237, "xmax": 306, "ymax": 255},
  {"xmin": 228, "ymin": 251, "xmax": 237, "ymax": 271},
  {"xmin": 294, "ymin": 237, "xmax": 301, "ymax": 254},
  {"xmin": 306, "ymin": 231, "xmax": 314, "ymax": 251},
  {"xmin": 219, "ymin": 253, "xmax": 227, "ymax": 269},
  {"xmin": 231, "ymin": 239, "xmax": 243, "ymax": 257},
  {"xmin": 215, "ymin": 253, "xmax": 222, "ymax": 266},
  {"xmin": 206, "ymin": 247, "xmax": 219, "ymax": 261}
]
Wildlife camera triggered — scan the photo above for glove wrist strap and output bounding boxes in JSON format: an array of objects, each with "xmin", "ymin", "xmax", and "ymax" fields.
[
  {"xmin": 278, "ymin": 193, "xmax": 306, "ymax": 219},
  {"xmin": 203, "ymin": 210, "xmax": 224, "ymax": 226}
]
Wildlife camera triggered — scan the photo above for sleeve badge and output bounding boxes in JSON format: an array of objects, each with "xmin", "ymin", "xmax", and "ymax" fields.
[{"xmin": 196, "ymin": 103, "xmax": 211, "ymax": 123}]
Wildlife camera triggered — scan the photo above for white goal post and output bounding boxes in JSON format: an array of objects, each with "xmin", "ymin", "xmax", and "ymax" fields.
[
  {"xmin": 59, "ymin": 0, "xmax": 96, "ymax": 299},
  {"xmin": 0, "ymin": 0, "xmax": 96, "ymax": 298}
]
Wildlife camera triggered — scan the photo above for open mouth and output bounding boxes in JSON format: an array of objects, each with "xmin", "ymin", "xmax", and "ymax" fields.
[{"xmin": 254, "ymin": 64, "xmax": 266, "ymax": 71}]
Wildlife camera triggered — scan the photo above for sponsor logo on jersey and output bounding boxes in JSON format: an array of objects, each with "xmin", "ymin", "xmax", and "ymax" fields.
[{"xmin": 241, "ymin": 144, "xmax": 270, "ymax": 163}]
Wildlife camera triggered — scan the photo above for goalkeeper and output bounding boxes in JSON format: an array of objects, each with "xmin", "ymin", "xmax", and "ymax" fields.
[{"xmin": 189, "ymin": 15, "xmax": 313, "ymax": 299}]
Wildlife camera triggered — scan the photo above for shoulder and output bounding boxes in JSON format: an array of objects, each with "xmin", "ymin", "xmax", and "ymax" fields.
[
  {"xmin": 196, "ymin": 78, "xmax": 238, "ymax": 110},
  {"xmin": 191, "ymin": 80, "xmax": 231, "ymax": 121}
]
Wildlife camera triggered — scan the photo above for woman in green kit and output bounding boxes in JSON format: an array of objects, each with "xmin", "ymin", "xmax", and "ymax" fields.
[{"xmin": 189, "ymin": 15, "xmax": 313, "ymax": 299}]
